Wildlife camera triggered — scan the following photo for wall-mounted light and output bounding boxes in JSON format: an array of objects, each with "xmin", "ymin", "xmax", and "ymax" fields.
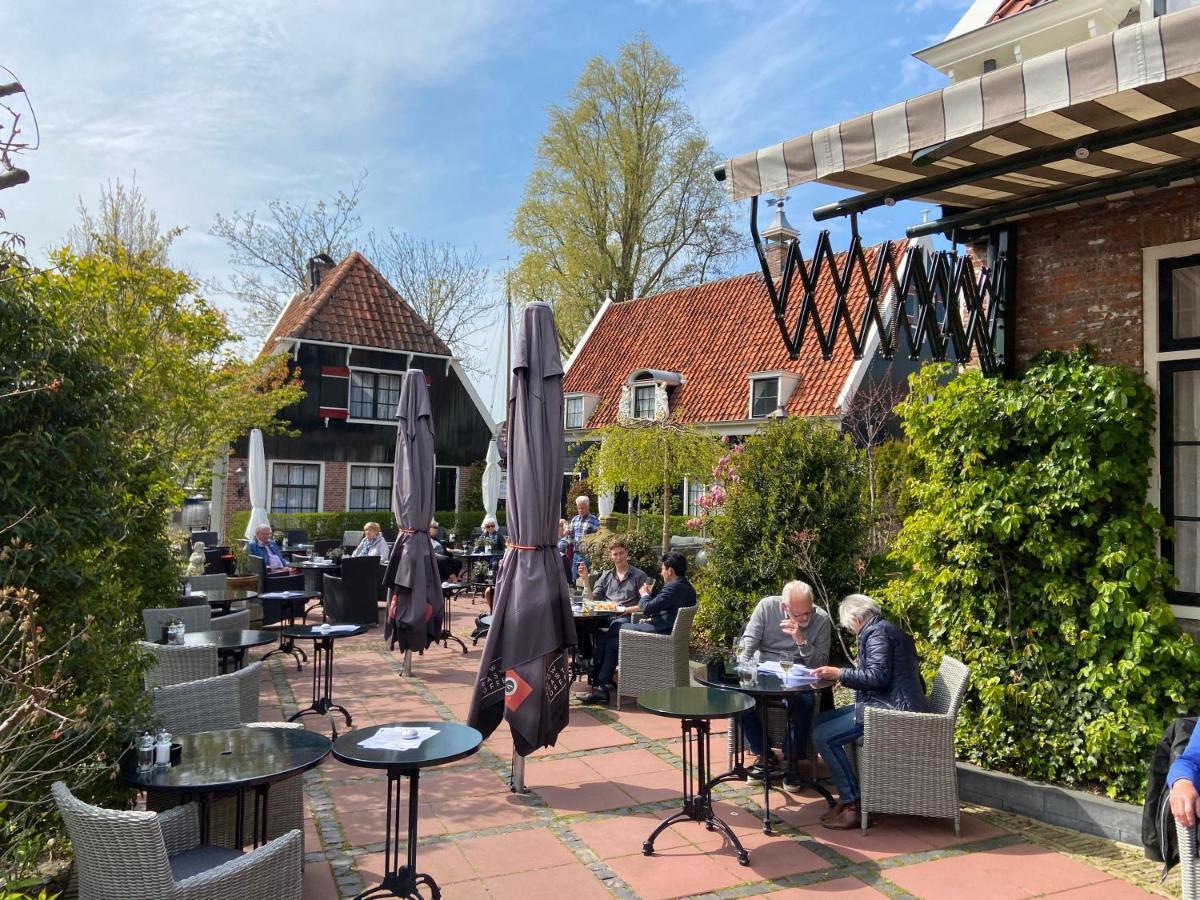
[{"xmin": 234, "ymin": 465, "xmax": 247, "ymax": 498}]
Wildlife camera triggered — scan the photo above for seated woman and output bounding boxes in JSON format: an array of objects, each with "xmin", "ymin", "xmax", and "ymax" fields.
[
  {"xmin": 351, "ymin": 521, "xmax": 390, "ymax": 564},
  {"xmin": 430, "ymin": 517, "xmax": 463, "ymax": 583},
  {"xmin": 475, "ymin": 516, "xmax": 505, "ymax": 555},
  {"xmin": 811, "ymin": 594, "xmax": 929, "ymax": 829}
]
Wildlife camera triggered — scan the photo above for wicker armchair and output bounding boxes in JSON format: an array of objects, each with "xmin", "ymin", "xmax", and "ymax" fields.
[
  {"xmin": 211, "ymin": 608, "xmax": 250, "ymax": 632},
  {"xmin": 52, "ymin": 782, "xmax": 302, "ymax": 899},
  {"xmin": 147, "ymin": 665, "xmax": 302, "ymax": 853},
  {"xmin": 139, "ymin": 642, "xmax": 218, "ymax": 690},
  {"xmin": 858, "ymin": 654, "xmax": 970, "ymax": 834},
  {"xmin": 615, "ymin": 606, "xmax": 697, "ymax": 710},
  {"xmin": 1178, "ymin": 820, "xmax": 1199, "ymax": 900},
  {"xmin": 143, "ymin": 606, "xmax": 212, "ymax": 642},
  {"xmin": 188, "ymin": 574, "xmax": 228, "ymax": 591}
]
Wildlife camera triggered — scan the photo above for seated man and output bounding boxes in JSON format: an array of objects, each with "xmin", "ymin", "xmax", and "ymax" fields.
[
  {"xmin": 576, "ymin": 551, "xmax": 696, "ymax": 705},
  {"xmin": 247, "ymin": 524, "xmax": 297, "ymax": 574},
  {"xmin": 811, "ymin": 593, "xmax": 929, "ymax": 829},
  {"xmin": 736, "ymin": 581, "xmax": 831, "ymax": 784},
  {"xmin": 1169, "ymin": 724, "xmax": 1200, "ymax": 830},
  {"xmin": 430, "ymin": 521, "xmax": 463, "ymax": 584},
  {"xmin": 586, "ymin": 539, "xmax": 648, "ymax": 607}
]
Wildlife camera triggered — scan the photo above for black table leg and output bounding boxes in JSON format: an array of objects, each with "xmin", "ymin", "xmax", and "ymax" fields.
[
  {"xmin": 642, "ymin": 717, "xmax": 749, "ymax": 867},
  {"xmin": 781, "ymin": 698, "xmax": 835, "ymax": 806},
  {"xmin": 263, "ymin": 600, "xmax": 308, "ymax": 670},
  {"xmin": 358, "ymin": 769, "xmax": 441, "ymax": 900},
  {"xmin": 288, "ymin": 638, "xmax": 352, "ymax": 735},
  {"xmin": 438, "ymin": 592, "xmax": 468, "ymax": 654}
]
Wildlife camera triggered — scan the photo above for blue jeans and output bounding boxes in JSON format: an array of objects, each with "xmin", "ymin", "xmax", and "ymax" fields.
[
  {"xmin": 740, "ymin": 693, "xmax": 815, "ymax": 761},
  {"xmin": 812, "ymin": 706, "xmax": 864, "ymax": 803}
]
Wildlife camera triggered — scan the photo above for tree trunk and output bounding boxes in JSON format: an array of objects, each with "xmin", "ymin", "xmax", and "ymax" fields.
[{"xmin": 661, "ymin": 455, "xmax": 671, "ymax": 556}]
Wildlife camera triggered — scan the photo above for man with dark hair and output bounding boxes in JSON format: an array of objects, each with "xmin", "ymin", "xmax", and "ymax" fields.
[{"xmin": 577, "ymin": 551, "xmax": 696, "ymax": 705}]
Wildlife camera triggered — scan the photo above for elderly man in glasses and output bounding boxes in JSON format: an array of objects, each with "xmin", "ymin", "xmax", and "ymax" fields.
[{"xmin": 736, "ymin": 580, "xmax": 831, "ymax": 785}]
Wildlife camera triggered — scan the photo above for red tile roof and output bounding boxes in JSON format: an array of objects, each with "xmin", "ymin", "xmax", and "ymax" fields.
[
  {"xmin": 563, "ymin": 240, "xmax": 907, "ymax": 427},
  {"xmin": 988, "ymin": 0, "xmax": 1049, "ymax": 22},
  {"xmin": 260, "ymin": 252, "xmax": 450, "ymax": 357}
]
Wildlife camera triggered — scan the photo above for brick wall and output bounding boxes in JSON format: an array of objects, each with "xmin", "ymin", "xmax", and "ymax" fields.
[
  {"xmin": 1006, "ymin": 183, "xmax": 1200, "ymax": 371},
  {"xmin": 222, "ymin": 456, "xmax": 250, "ymax": 540},
  {"xmin": 323, "ymin": 461, "xmax": 347, "ymax": 512}
]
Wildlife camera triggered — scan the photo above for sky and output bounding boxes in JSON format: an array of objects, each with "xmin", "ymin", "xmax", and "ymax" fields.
[{"xmin": 1, "ymin": 0, "xmax": 971, "ymax": 420}]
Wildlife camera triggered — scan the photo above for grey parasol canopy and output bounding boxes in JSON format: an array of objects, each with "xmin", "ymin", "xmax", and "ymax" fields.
[
  {"xmin": 468, "ymin": 301, "xmax": 576, "ymax": 756},
  {"xmin": 383, "ymin": 369, "xmax": 444, "ymax": 652}
]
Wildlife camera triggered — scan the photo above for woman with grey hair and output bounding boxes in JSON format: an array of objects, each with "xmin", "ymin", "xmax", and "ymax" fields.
[{"xmin": 810, "ymin": 593, "xmax": 929, "ymax": 829}]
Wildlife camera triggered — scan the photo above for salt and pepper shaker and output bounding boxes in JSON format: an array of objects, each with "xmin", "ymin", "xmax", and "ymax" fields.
[
  {"xmin": 137, "ymin": 732, "xmax": 155, "ymax": 772},
  {"xmin": 154, "ymin": 728, "xmax": 172, "ymax": 767}
]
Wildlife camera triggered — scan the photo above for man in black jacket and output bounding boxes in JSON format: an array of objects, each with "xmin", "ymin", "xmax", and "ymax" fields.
[
  {"xmin": 811, "ymin": 593, "xmax": 929, "ymax": 830},
  {"xmin": 577, "ymin": 551, "xmax": 696, "ymax": 705}
]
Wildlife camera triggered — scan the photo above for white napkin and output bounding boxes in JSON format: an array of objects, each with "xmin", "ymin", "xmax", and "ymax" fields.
[
  {"xmin": 316, "ymin": 624, "xmax": 360, "ymax": 633},
  {"xmin": 359, "ymin": 726, "xmax": 439, "ymax": 751},
  {"xmin": 756, "ymin": 660, "xmax": 818, "ymax": 684}
]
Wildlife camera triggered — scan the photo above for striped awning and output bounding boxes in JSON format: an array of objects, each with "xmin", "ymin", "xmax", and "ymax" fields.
[{"xmin": 723, "ymin": 5, "xmax": 1200, "ymax": 208}]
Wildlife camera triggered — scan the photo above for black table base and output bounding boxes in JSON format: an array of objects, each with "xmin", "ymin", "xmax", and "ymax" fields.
[
  {"xmin": 643, "ymin": 716, "xmax": 749, "ymax": 866},
  {"xmin": 357, "ymin": 769, "xmax": 439, "ymax": 900},
  {"xmin": 261, "ymin": 596, "xmax": 309, "ymax": 671},
  {"xmin": 289, "ymin": 637, "xmax": 352, "ymax": 735},
  {"xmin": 709, "ymin": 700, "xmax": 835, "ymax": 833},
  {"xmin": 437, "ymin": 588, "xmax": 468, "ymax": 655}
]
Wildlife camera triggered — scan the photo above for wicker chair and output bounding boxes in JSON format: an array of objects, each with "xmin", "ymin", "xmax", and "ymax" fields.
[
  {"xmin": 187, "ymin": 574, "xmax": 228, "ymax": 592},
  {"xmin": 1178, "ymin": 820, "xmax": 1199, "ymax": 900},
  {"xmin": 614, "ymin": 606, "xmax": 697, "ymax": 710},
  {"xmin": 211, "ymin": 609, "xmax": 250, "ymax": 632},
  {"xmin": 147, "ymin": 666, "xmax": 302, "ymax": 853},
  {"xmin": 139, "ymin": 642, "xmax": 218, "ymax": 690},
  {"xmin": 858, "ymin": 654, "xmax": 970, "ymax": 835},
  {"xmin": 52, "ymin": 782, "xmax": 302, "ymax": 900},
  {"xmin": 143, "ymin": 606, "xmax": 212, "ymax": 643}
]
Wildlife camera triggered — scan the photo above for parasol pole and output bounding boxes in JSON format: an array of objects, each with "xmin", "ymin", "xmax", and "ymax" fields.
[
  {"xmin": 505, "ymin": 261, "xmax": 512, "ymax": 411},
  {"xmin": 402, "ymin": 649, "xmax": 413, "ymax": 677},
  {"xmin": 510, "ymin": 751, "xmax": 527, "ymax": 793}
]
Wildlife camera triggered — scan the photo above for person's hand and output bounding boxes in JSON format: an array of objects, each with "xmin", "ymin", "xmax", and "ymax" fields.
[
  {"xmin": 1171, "ymin": 779, "xmax": 1200, "ymax": 827},
  {"xmin": 779, "ymin": 618, "xmax": 806, "ymax": 645},
  {"xmin": 812, "ymin": 666, "xmax": 840, "ymax": 682},
  {"xmin": 639, "ymin": 583, "xmax": 651, "ymax": 597},
  {"xmin": 577, "ymin": 563, "xmax": 587, "ymax": 578}
]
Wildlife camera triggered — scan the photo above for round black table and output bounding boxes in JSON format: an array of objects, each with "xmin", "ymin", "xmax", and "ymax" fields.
[
  {"xmin": 258, "ymin": 590, "xmax": 320, "ymax": 669},
  {"xmin": 178, "ymin": 629, "xmax": 277, "ymax": 673},
  {"xmin": 569, "ymin": 606, "xmax": 617, "ymax": 682},
  {"xmin": 296, "ymin": 559, "xmax": 340, "ymax": 595},
  {"xmin": 333, "ymin": 722, "xmax": 482, "ymax": 899},
  {"xmin": 178, "ymin": 588, "xmax": 258, "ymax": 615},
  {"xmin": 119, "ymin": 726, "xmax": 330, "ymax": 848},
  {"xmin": 463, "ymin": 551, "xmax": 500, "ymax": 590},
  {"xmin": 282, "ymin": 624, "xmax": 367, "ymax": 733},
  {"xmin": 697, "ymin": 669, "xmax": 836, "ymax": 831},
  {"xmin": 438, "ymin": 583, "xmax": 469, "ymax": 654},
  {"xmin": 637, "ymin": 687, "xmax": 755, "ymax": 866}
]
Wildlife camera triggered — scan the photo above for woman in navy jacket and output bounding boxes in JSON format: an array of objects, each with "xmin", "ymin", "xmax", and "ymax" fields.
[{"xmin": 811, "ymin": 593, "xmax": 929, "ymax": 829}]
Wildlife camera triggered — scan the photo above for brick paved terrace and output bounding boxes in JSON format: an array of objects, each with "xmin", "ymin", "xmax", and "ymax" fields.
[{"xmin": 259, "ymin": 616, "xmax": 1176, "ymax": 899}]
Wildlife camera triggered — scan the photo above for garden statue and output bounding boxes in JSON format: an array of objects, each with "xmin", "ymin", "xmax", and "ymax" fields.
[{"xmin": 186, "ymin": 541, "xmax": 205, "ymax": 576}]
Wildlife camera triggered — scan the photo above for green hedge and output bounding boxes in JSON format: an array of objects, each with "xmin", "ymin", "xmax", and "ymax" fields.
[
  {"xmin": 608, "ymin": 513, "xmax": 697, "ymax": 538},
  {"xmin": 229, "ymin": 507, "xmax": 505, "ymax": 546},
  {"xmin": 884, "ymin": 349, "xmax": 1200, "ymax": 802}
]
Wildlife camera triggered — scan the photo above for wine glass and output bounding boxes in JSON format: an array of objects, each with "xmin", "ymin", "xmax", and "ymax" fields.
[{"xmin": 780, "ymin": 658, "xmax": 794, "ymax": 679}]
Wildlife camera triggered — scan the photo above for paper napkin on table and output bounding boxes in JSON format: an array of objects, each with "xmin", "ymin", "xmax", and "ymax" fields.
[{"xmin": 358, "ymin": 726, "xmax": 439, "ymax": 751}]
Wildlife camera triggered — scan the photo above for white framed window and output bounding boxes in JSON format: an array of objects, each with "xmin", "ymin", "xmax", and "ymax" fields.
[
  {"xmin": 565, "ymin": 395, "xmax": 584, "ymax": 429},
  {"xmin": 1145, "ymin": 240, "xmax": 1200, "ymax": 616},
  {"xmin": 686, "ymin": 479, "xmax": 705, "ymax": 515},
  {"xmin": 348, "ymin": 465, "xmax": 392, "ymax": 511},
  {"xmin": 633, "ymin": 383, "xmax": 656, "ymax": 419},
  {"xmin": 750, "ymin": 377, "xmax": 780, "ymax": 418},
  {"xmin": 350, "ymin": 370, "xmax": 402, "ymax": 420},
  {"xmin": 270, "ymin": 461, "xmax": 322, "ymax": 513}
]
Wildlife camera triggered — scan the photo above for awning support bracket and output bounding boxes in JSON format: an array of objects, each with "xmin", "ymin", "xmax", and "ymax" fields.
[{"xmin": 750, "ymin": 196, "xmax": 1006, "ymax": 375}]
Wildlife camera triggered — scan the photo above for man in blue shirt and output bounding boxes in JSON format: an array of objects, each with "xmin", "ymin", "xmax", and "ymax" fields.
[
  {"xmin": 247, "ymin": 524, "xmax": 295, "ymax": 573},
  {"xmin": 576, "ymin": 551, "xmax": 696, "ymax": 705},
  {"xmin": 568, "ymin": 495, "xmax": 600, "ymax": 574},
  {"xmin": 1169, "ymin": 726, "xmax": 1200, "ymax": 826}
]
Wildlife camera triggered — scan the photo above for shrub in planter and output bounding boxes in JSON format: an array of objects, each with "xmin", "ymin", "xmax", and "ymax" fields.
[
  {"xmin": 884, "ymin": 349, "xmax": 1200, "ymax": 801},
  {"xmin": 695, "ymin": 417, "xmax": 866, "ymax": 648}
]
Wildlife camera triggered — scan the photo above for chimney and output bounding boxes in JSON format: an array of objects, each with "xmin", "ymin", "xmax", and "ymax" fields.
[
  {"xmin": 761, "ymin": 196, "xmax": 798, "ymax": 280},
  {"xmin": 308, "ymin": 253, "xmax": 336, "ymax": 292}
]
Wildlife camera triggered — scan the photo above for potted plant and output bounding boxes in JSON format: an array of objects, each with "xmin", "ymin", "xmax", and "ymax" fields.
[{"xmin": 705, "ymin": 648, "xmax": 733, "ymax": 683}]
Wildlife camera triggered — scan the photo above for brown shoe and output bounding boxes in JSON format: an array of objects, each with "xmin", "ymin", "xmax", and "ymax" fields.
[
  {"xmin": 819, "ymin": 802, "xmax": 846, "ymax": 823},
  {"xmin": 821, "ymin": 802, "xmax": 860, "ymax": 830}
]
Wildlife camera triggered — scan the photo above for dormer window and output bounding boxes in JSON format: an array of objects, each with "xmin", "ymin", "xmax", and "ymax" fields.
[
  {"xmin": 565, "ymin": 396, "xmax": 584, "ymax": 429},
  {"xmin": 633, "ymin": 383, "xmax": 657, "ymax": 419},
  {"xmin": 750, "ymin": 377, "xmax": 780, "ymax": 418}
]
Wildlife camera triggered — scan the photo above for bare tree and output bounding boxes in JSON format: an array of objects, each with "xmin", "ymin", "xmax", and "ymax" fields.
[
  {"xmin": 841, "ymin": 370, "xmax": 906, "ymax": 554},
  {"xmin": 211, "ymin": 174, "xmax": 366, "ymax": 350},
  {"xmin": 0, "ymin": 72, "xmax": 35, "ymax": 252},
  {"xmin": 366, "ymin": 229, "xmax": 498, "ymax": 370},
  {"xmin": 66, "ymin": 176, "xmax": 179, "ymax": 263}
]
